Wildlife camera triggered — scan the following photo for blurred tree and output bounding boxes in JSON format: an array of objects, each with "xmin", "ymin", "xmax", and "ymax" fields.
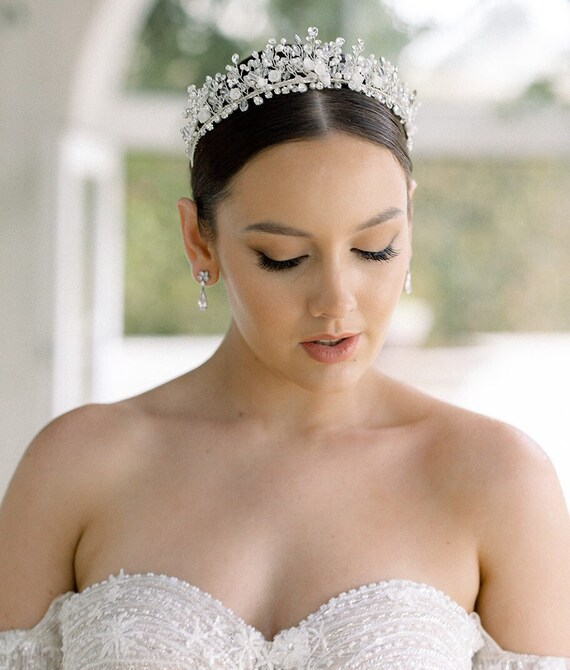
[
  {"xmin": 265, "ymin": 0, "xmax": 409, "ymax": 59},
  {"xmin": 127, "ymin": 0, "xmax": 409, "ymax": 92},
  {"xmin": 127, "ymin": 0, "xmax": 245, "ymax": 92},
  {"xmin": 413, "ymin": 157, "xmax": 570, "ymax": 343}
]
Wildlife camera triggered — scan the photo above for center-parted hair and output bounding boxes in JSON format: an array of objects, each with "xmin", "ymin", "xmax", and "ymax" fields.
[{"xmin": 190, "ymin": 86, "xmax": 413, "ymax": 241}]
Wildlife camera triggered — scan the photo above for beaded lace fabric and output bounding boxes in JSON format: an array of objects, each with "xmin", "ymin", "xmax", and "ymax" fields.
[{"xmin": 0, "ymin": 571, "xmax": 568, "ymax": 669}]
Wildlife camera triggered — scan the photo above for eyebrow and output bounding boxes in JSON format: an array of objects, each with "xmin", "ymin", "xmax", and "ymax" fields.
[{"xmin": 241, "ymin": 207, "xmax": 404, "ymax": 238}]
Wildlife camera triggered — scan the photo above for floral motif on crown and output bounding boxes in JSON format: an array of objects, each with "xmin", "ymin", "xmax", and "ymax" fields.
[{"xmin": 181, "ymin": 26, "xmax": 419, "ymax": 165}]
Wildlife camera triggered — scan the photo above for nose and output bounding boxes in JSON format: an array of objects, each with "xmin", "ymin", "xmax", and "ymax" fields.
[{"xmin": 307, "ymin": 263, "xmax": 357, "ymax": 320}]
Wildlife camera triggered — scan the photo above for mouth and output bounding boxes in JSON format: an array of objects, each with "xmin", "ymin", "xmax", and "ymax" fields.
[
  {"xmin": 304, "ymin": 333, "xmax": 357, "ymax": 346},
  {"xmin": 313, "ymin": 338, "xmax": 346, "ymax": 346},
  {"xmin": 300, "ymin": 334, "xmax": 360, "ymax": 363}
]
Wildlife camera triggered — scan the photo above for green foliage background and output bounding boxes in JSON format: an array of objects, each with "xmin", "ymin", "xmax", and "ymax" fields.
[
  {"xmin": 126, "ymin": 0, "xmax": 408, "ymax": 94},
  {"xmin": 413, "ymin": 158, "xmax": 570, "ymax": 343}
]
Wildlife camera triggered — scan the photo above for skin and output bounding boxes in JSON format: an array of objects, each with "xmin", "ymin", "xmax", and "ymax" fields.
[{"xmin": 0, "ymin": 132, "xmax": 569, "ymax": 653}]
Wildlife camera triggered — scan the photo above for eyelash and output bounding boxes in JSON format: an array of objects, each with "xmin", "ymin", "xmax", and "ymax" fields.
[
  {"xmin": 256, "ymin": 254, "xmax": 306, "ymax": 272},
  {"xmin": 255, "ymin": 245, "xmax": 400, "ymax": 272},
  {"xmin": 357, "ymin": 246, "xmax": 400, "ymax": 262}
]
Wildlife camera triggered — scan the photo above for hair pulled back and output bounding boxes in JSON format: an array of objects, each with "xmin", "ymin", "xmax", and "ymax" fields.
[{"xmin": 190, "ymin": 83, "xmax": 413, "ymax": 241}]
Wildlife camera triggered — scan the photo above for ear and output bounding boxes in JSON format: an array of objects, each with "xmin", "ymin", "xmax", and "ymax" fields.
[{"xmin": 177, "ymin": 197, "xmax": 219, "ymax": 284}]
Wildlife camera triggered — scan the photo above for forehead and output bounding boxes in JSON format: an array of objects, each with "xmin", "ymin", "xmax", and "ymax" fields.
[{"xmin": 218, "ymin": 132, "xmax": 408, "ymax": 227}]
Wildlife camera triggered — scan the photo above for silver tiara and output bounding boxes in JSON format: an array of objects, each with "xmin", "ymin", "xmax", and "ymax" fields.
[{"xmin": 181, "ymin": 26, "xmax": 419, "ymax": 166}]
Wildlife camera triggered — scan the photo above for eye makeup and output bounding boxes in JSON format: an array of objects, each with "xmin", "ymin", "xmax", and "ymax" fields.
[{"xmin": 254, "ymin": 243, "xmax": 400, "ymax": 272}]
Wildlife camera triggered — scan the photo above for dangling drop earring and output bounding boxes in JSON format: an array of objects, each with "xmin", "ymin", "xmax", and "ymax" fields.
[
  {"xmin": 197, "ymin": 270, "xmax": 210, "ymax": 311},
  {"xmin": 403, "ymin": 267, "xmax": 412, "ymax": 295}
]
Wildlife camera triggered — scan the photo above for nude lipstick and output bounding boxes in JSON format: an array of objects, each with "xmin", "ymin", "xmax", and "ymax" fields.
[{"xmin": 301, "ymin": 334, "xmax": 360, "ymax": 364}]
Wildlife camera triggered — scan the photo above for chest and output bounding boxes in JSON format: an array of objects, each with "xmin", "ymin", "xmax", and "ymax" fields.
[
  {"xmin": 74, "ymin": 430, "xmax": 479, "ymax": 639},
  {"xmin": 80, "ymin": 431, "xmax": 456, "ymax": 556}
]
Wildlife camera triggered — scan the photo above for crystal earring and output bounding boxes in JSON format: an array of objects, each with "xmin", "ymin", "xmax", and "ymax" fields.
[
  {"xmin": 197, "ymin": 270, "xmax": 210, "ymax": 311},
  {"xmin": 403, "ymin": 267, "xmax": 412, "ymax": 295}
]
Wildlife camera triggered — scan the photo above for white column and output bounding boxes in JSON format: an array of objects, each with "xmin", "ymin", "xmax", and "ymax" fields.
[{"xmin": 52, "ymin": 131, "xmax": 125, "ymax": 415}]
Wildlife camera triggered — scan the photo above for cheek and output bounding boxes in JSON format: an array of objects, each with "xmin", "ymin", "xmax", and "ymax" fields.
[
  {"xmin": 218, "ymin": 244, "xmax": 301, "ymax": 319},
  {"xmin": 363, "ymin": 254, "xmax": 407, "ymax": 290},
  {"xmin": 223, "ymin": 267, "xmax": 293, "ymax": 329},
  {"xmin": 362, "ymin": 281, "xmax": 398, "ymax": 315}
]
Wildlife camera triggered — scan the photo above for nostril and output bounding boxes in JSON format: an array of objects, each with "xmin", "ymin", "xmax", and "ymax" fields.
[{"xmin": 308, "ymin": 293, "xmax": 357, "ymax": 319}]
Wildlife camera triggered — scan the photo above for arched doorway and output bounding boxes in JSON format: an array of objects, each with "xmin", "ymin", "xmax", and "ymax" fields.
[{"xmin": 0, "ymin": 0, "xmax": 165, "ymax": 495}]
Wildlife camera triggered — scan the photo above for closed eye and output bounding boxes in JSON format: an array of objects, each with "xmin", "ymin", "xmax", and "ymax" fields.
[
  {"xmin": 353, "ymin": 245, "xmax": 400, "ymax": 262},
  {"xmin": 255, "ymin": 244, "xmax": 399, "ymax": 272},
  {"xmin": 255, "ymin": 251, "xmax": 308, "ymax": 272}
]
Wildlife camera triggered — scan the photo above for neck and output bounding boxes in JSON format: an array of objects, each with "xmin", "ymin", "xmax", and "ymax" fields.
[{"xmin": 195, "ymin": 322, "xmax": 385, "ymax": 438}]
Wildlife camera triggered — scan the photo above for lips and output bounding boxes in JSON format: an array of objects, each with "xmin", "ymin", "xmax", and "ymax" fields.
[{"xmin": 301, "ymin": 334, "xmax": 360, "ymax": 364}]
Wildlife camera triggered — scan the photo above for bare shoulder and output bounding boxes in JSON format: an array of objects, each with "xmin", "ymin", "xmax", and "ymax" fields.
[
  {"xmin": 390, "ymin": 379, "xmax": 557, "ymax": 496},
  {"xmin": 464, "ymin": 418, "xmax": 570, "ymax": 653},
  {"xmin": 423, "ymin": 393, "xmax": 567, "ymax": 521},
  {"xmin": 384, "ymin": 376, "xmax": 528, "ymax": 468},
  {"xmin": 6, "ymin": 401, "xmax": 150, "ymax": 500},
  {"xmin": 389, "ymin": 380, "xmax": 570, "ymax": 652},
  {"xmin": 404, "ymin": 385, "xmax": 570, "ymax": 654},
  {"xmin": 0, "ymin": 400, "xmax": 148, "ymax": 630}
]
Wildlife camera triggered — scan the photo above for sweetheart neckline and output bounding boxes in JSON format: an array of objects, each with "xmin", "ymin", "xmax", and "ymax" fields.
[{"xmin": 73, "ymin": 570, "xmax": 480, "ymax": 645}]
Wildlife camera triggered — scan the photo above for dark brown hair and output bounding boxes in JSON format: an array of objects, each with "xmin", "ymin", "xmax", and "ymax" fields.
[{"xmin": 190, "ymin": 84, "xmax": 413, "ymax": 241}]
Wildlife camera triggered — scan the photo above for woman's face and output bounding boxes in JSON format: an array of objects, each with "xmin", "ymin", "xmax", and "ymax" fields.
[{"xmin": 192, "ymin": 132, "xmax": 413, "ymax": 393}]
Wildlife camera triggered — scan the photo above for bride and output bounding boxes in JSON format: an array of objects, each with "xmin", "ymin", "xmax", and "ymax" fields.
[{"xmin": 1, "ymin": 27, "xmax": 569, "ymax": 669}]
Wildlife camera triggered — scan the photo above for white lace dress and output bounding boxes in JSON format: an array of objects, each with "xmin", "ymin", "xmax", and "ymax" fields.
[{"xmin": 0, "ymin": 571, "xmax": 568, "ymax": 669}]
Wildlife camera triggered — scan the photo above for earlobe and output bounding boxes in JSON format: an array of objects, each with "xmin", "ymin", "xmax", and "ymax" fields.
[{"xmin": 177, "ymin": 197, "xmax": 219, "ymax": 283}]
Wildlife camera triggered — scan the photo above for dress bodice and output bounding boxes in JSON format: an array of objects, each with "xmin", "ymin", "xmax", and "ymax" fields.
[{"xmin": 0, "ymin": 571, "xmax": 568, "ymax": 669}]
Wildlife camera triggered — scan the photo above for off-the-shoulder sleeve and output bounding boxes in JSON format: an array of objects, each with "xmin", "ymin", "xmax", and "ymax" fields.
[
  {"xmin": 0, "ymin": 594, "xmax": 70, "ymax": 669},
  {"xmin": 471, "ymin": 612, "xmax": 570, "ymax": 669}
]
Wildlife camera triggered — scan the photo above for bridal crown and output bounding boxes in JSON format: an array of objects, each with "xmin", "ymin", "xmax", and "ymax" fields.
[{"xmin": 181, "ymin": 26, "xmax": 419, "ymax": 166}]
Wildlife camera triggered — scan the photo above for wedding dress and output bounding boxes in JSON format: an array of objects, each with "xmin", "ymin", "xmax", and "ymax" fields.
[{"xmin": 1, "ymin": 571, "xmax": 568, "ymax": 669}]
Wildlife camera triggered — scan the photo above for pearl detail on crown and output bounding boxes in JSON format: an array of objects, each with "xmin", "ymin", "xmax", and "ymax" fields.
[{"xmin": 181, "ymin": 26, "xmax": 419, "ymax": 166}]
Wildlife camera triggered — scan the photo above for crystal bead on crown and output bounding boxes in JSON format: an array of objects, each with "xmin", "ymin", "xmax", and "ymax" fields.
[{"xmin": 181, "ymin": 27, "xmax": 419, "ymax": 166}]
